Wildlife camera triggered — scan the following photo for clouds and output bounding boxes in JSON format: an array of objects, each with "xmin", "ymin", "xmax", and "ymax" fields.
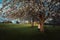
[{"xmin": 0, "ymin": 4, "xmax": 2, "ymax": 8}]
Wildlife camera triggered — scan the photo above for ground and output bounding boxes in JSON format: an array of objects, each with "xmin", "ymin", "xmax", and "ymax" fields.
[{"xmin": 0, "ymin": 23, "xmax": 60, "ymax": 40}]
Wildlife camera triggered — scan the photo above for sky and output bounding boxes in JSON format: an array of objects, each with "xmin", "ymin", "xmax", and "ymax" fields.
[{"xmin": 0, "ymin": 0, "xmax": 2, "ymax": 8}]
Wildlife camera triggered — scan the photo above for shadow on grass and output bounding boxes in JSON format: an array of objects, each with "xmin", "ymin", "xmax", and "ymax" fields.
[{"xmin": 0, "ymin": 24, "xmax": 60, "ymax": 40}]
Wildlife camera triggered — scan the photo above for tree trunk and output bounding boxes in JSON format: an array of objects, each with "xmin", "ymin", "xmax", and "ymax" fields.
[
  {"xmin": 38, "ymin": 21, "xmax": 44, "ymax": 32},
  {"xmin": 31, "ymin": 21, "xmax": 34, "ymax": 27},
  {"xmin": 40, "ymin": 22, "xmax": 44, "ymax": 32},
  {"xmin": 31, "ymin": 18, "xmax": 34, "ymax": 27}
]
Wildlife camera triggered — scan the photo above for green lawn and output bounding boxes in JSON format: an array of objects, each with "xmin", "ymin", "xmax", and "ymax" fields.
[{"xmin": 0, "ymin": 23, "xmax": 60, "ymax": 40}]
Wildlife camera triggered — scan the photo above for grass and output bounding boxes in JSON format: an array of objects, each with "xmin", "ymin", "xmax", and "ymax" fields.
[{"xmin": 0, "ymin": 23, "xmax": 60, "ymax": 40}]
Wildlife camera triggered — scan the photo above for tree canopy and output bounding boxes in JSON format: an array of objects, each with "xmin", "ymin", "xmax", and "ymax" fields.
[{"xmin": 2, "ymin": 0, "xmax": 60, "ymax": 32}]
